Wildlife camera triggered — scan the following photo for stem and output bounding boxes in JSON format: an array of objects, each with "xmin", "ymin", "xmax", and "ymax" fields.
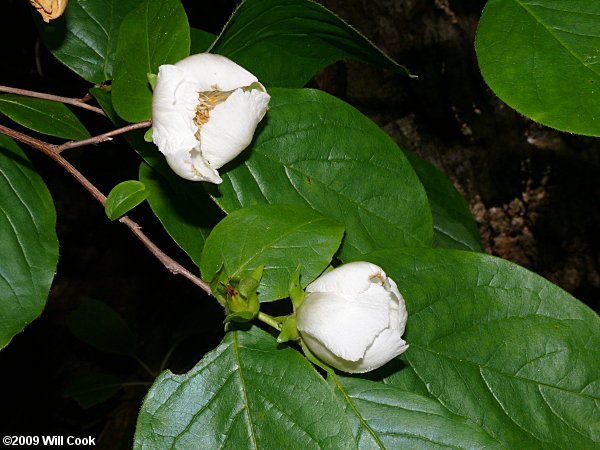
[
  {"xmin": 257, "ymin": 312, "xmax": 283, "ymax": 331},
  {"xmin": 0, "ymin": 123, "xmax": 211, "ymax": 295},
  {"xmin": 159, "ymin": 344, "xmax": 177, "ymax": 373},
  {"xmin": 132, "ymin": 354, "xmax": 156, "ymax": 378},
  {"xmin": 0, "ymin": 85, "xmax": 106, "ymax": 116},
  {"xmin": 55, "ymin": 120, "xmax": 152, "ymax": 153}
]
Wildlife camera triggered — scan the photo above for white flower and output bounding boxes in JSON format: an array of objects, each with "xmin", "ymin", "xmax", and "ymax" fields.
[
  {"xmin": 151, "ymin": 53, "xmax": 270, "ymax": 183},
  {"xmin": 296, "ymin": 261, "xmax": 408, "ymax": 373}
]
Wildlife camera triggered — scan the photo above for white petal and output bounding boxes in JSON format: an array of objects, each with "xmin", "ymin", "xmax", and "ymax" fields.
[
  {"xmin": 174, "ymin": 53, "xmax": 260, "ymax": 91},
  {"xmin": 296, "ymin": 291, "xmax": 390, "ymax": 361},
  {"xmin": 165, "ymin": 148, "xmax": 222, "ymax": 183},
  {"xmin": 152, "ymin": 64, "xmax": 198, "ymax": 156},
  {"xmin": 200, "ymin": 88, "xmax": 270, "ymax": 169},
  {"xmin": 306, "ymin": 261, "xmax": 389, "ymax": 295},
  {"xmin": 350, "ymin": 331, "xmax": 409, "ymax": 373},
  {"xmin": 388, "ymin": 277, "xmax": 408, "ymax": 335}
]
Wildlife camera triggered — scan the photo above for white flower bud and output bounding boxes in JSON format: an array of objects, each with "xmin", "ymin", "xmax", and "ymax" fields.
[
  {"xmin": 296, "ymin": 262, "xmax": 408, "ymax": 373},
  {"xmin": 151, "ymin": 53, "xmax": 271, "ymax": 183}
]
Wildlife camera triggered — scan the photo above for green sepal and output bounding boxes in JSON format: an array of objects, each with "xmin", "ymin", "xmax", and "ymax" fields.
[
  {"xmin": 209, "ymin": 263, "xmax": 227, "ymax": 307},
  {"xmin": 224, "ymin": 311, "xmax": 255, "ymax": 324},
  {"xmin": 277, "ymin": 314, "xmax": 299, "ymax": 343},
  {"xmin": 289, "ymin": 265, "xmax": 305, "ymax": 310},
  {"xmin": 147, "ymin": 73, "xmax": 158, "ymax": 91},
  {"xmin": 143, "ymin": 127, "xmax": 153, "ymax": 142}
]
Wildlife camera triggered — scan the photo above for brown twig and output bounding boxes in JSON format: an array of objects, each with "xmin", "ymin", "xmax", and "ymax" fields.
[
  {"xmin": 0, "ymin": 123, "xmax": 211, "ymax": 295},
  {"xmin": 55, "ymin": 120, "xmax": 152, "ymax": 153},
  {"xmin": 0, "ymin": 85, "xmax": 106, "ymax": 116}
]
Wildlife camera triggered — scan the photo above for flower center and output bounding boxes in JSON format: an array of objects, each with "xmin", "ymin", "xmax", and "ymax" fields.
[{"xmin": 193, "ymin": 82, "xmax": 265, "ymax": 139}]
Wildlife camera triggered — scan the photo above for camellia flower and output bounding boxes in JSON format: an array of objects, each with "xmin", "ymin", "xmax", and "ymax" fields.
[
  {"xmin": 152, "ymin": 53, "xmax": 270, "ymax": 183},
  {"xmin": 296, "ymin": 261, "xmax": 408, "ymax": 373}
]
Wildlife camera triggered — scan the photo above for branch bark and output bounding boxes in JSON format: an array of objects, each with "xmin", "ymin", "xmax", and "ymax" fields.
[
  {"xmin": 0, "ymin": 85, "xmax": 106, "ymax": 116},
  {"xmin": 0, "ymin": 123, "xmax": 211, "ymax": 295}
]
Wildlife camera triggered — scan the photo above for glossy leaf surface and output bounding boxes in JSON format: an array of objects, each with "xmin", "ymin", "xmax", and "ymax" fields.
[
  {"xmin": 138, "ymin": 163, "xmax": 217, "ymax": 267},
  {"xmin": 476, "ymin": 0, "xmax": 600, "ymax": 136},
  {"xmin": 112, "ymin": 0, "xmax": 190, "ymax": 122},
  {"xmin": 0, "ymin": 95, "xmax": 89, "ymax": 140},
  {"xmin": 200, "ymin": 204, "xmax": 344, "ymax": 301},
  {"xmin": 104, "ymin": 180, "xmax": 147, "ymax": 220},
  {"xmin": 330, "ymin": 375, "xmax": 502, "ymax": 449},
  {"xmin": 36, "ymin": 0, "xmax": 143, "ymax": 83},
  {"xmin": 210, "ymin": 0, "xmax": 408, "ymax": 87},
  {"xmin": 210, "ymin": 88, "xmax": 432, "ymax": 261},
  {"xmin": 364, "ymin": 248, "xmax": 600, "ymax": 448},
  {"xmin": 0, "ymin": 136, "xmax": 58, "ymax": 349},
  {"xmin": 134, "ymin": 326, "xmax": 356, "ymax": 449}
]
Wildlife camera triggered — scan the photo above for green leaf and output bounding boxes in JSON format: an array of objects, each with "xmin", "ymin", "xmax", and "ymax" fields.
[
  {"xmin": 112, "ymin": 0, "xmax": 190, "ymax": 122},
  {"xmin": 190, "ymin": 27, "xmax": 217, "ymax": 54},
  {"xmin": 66, "ymin": 298, "xmax": 134, "ymax": 355},
  {"xmin": 63, "ymin": 373, "xmax": 123, "ymax": 408},
  {"xmin": 330, "ymin": 375, "xmax": 502, "ymax": 449},
  {"xmin": 363, "ymin": 248, "xmax": 600, "ymax": 448},
  {"xmin": 35, "ymin": 0, "xmax": 144, "ymax": 83},
  {"xmin": 403, "ymin": 150, "xmax": 481, "ymax": 252},
  {"xmin": 134, "ymin": 326, "xmax": 356, "ymax": 449},
  {"xmin": 200, "ymin": 204, "xmax": 344, "ymax": 302},
  {"xmin": 104, "ymin": 180, "xmax": 147, "ymax": 220},
  {"xmin": 476, "ymin": 0, "xmax": 600, "ymax": 136},
  {"xmin": 138, "ymin": 163, "xmax": 218, "ymax": 267},
  {"xmin": 0, "ymin": 95, "xmax": 90, "ymax": 141},
  {"xmin": 210, "ymin": 0, "xmax": 408, "ymax": 87},
  {"xmin": 210, "ymin": 88, "xmax": 432, "ymax": 261},
  {"xmin": 0, "ymin": 136, "xmax": 58, "ymax": 349}
]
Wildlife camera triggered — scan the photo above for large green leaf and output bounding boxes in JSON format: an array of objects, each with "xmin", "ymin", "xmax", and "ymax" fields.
[
  {"xmin": 403, "ymin": 150, "xmax": 481, "ymax": 252},
  {"xmin": 134, "ymin": 326, "xmax": 357, "ymax": 449},
  {"xmin": 138, "ymin": 163, "xmax": 216, "ymax": 267},
  {"xmin": 476, "ymin": 0, "xmax": 600, "ymax": 136},
  {"xmin": 0, "ymin": 95, "xmax": 89, "ymax": 141},
  {"xmin": 363, "ymin": 248, "xmax": 600, "ymax": 448},
  {"xmin": 210, "ymin": 0, "xmax": 408, "ymax": 87},
  {"xmin": 200, "ymin": 204, "xmax": 344, "ymax": 301},
  {"xmin": 210, "ymin": 88, "xmax": 433, "ymax": 261},
  {"xmin": 112, "ymin": 0, "xmax": 190, "ymax": 122},
  {"xmin": 330, "ymin": 375, "xmax": 502, "ymax": 449},
  {"xmin": 36, "ymin": 0, "xmax": 144, "ymax": 84},
  {"xmin": 190, "ymin": 27, "xmax": 217, "ymax": 54},
  {"xmin": 0, "ymin": 136, "xmax": 58, "ymax": 349}
]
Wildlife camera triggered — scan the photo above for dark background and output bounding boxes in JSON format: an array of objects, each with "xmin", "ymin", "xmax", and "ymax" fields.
[{"xmin": 1, "ymin": 0, "xmax": 598, "ymax": 447}]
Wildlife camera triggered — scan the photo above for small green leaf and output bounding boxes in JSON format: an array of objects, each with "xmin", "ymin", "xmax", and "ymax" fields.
[
  {"xmin": 143, "ymin": 127, "xmax": 153, "ymax": 142},
  {"xmin": 0, "ymin": 95, "xmax": 90, "ymax": 140},
  {"xmin": 66, "ymin": 298, "xmax": 134, "ymax": 355},
  {"xmin": 277, "ymin": 315, "xmax": 299, "ymax": 343},
  {"xmin": 200, "ymin": 204, "xmax": 345, "ymax": 302},
  {"xmin": 36, "ymin": 0, "xmax": 144, "ymax": 83},
  {"xmin": 330, "ymin": 375, "xmax": 502, "ymax": 448},
  {"xmin": 476, "ymin": 0, "xmax": 600, "ymax": 136},
  {"xmin": 134, "ymin": 326, "xmax": 356, "ymax": 448},
  {"xmin": 0, "ymin": 136, "xmax": 58, "ymax": 349},
  {"xmin": 63, "ymin": 373, "xmax": 123, "ymax": 408},
  {"xmin": 147, "ymin": 73, "xmax": 158, "ymax": 91},
  {"xmin": 105, "ymin": 180, "xmax": 147, "ymax": 220},
  {"xmin": 112, "ymin": 0, "xmax": 190, "ymax": 122},
  {"xmin": 403, "ymin": 150, "xmax": 481, "ymax": 252},
  {"xmin": 211, "ymin": 0, "xmax": 408, "ymax": 87}
]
